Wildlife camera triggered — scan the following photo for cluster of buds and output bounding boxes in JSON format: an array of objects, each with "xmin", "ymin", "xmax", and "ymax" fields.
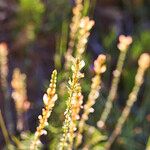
[
  {"xmin": 76, "ymin": 54, "xmax": 106, "ymax": 146},
  {"xmin": 59, "ymin": 58, "xmax": 85, "ymax": 150},
  {"xmin": 0, "ymin": 42, "xmax": 8, "ymax": 89},
  {"xmin": 65, "ymin": 0, "xmax": 83, "ymax": 69},
  {"xmin": 30, "ymin": 70, "xmax": 57, "ymax": 150},
  {"xmin": 11, "ymin": 68, "xmax": 30, "ymax": 131},
  {"xmin": 69, "ymin": 83, "xmax": 83, "ymax": 148},
  {"xmin": 117, "ymin": 35, "xmax": 132, "ymax": 52},
  {"xmin": 65, "ymin": 1, "xmax": 94, "ymax": 69},
  {"xmin": 11, "ymin": 68, "xmax": 29, "ymax": 113},
  {"xmin": 71, "ymin": 91, "xmax": 83, "ymax": 122},
  {"xmin": 94, "ymin": 54, "xmax": 107, "ymax": 74},
  {"xmin": 76, "ymin": 17, "xmax": 95, "ymax": 57},
  {"xmin": 68, "ymin": 0, "xmax": 83, "ymax": 52},
  {"xmin": 65, "ymin": 17, "xmax": 94, "ymax": 69},
  {"xmin": 137, "ymin": 53, "xmax": 150, "ymax": 83},
  {"xmin": 105, "ymin": 53, "xmax": 150, "ymax": 150}
]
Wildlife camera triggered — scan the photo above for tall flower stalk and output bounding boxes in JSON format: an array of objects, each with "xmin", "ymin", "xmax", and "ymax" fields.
[
  {"xmin": 105, "ymin": 53, "xmax": 150, "ymax": 150},
  {"xmin": 11, "ymin": 68, "xmax": 30, "ymax": 131},
  {"xmin": 97, "ymin": 35, "xmax": 132, "ymax": 128},
  {"xmin": 76, "ymin": 54, "xmax": 106, "ymax": 147},
  {"xmin": 65, "ymin": 0, "xmax": 94, "ymax": 69},
  {"xmin": 69, "ymin": 80, "xmax": 83, "ymax": 149},
  {"xmin": 75, "ymin": 17, "xmax": 94, "ymax": 58},
  {"xmin": 65, "ymin": 0, "xmax": 83, "ymax": 62},
  {"xmin": 0, "ymin": 42, "xmax": 14, "ymax": 133},
  {"xmin": 0, "ymin": 42, "xmax": 8, "ymax": 92},
  {"xmin": 59, "ymin": 58, "xmax": 85, "ymax": 150},
  {"xmin": 30, "ymin": 70, "xmax": 58, "ymax": 150},
  {"xmin": 65, "ymin": 17, "xmax": 94, "ymax": 69}
]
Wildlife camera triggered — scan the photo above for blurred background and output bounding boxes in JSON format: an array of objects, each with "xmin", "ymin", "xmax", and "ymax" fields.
[{"xmin": 0, "ymin": 0, "xmax": 150, "ymax": 149}]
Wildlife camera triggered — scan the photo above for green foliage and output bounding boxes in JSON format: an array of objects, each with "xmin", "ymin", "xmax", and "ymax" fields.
[
  {"xmin": 83, "ymin": 0, "xmax": 90, "ymax": 16},
  {"xmin": 11, "ymin": 132, "xmax": 39, "ymax": 150},
  {"xmin": 55, "ymin": 20, "xmax": 69, "ymax": 70},
  {"xmin": 131, "ymin": 30, "xmax": 150, "ymax": 59},
  {"xmin": 45, "ymin": 0, "xmax": 71, "ymax": 32},
  {"xmin": 102, "ymin": 28, "xmax": 116, "ymax": 51},
  {"xmin": 146, "ymin": 137, "xmax": 150, "ymax": 150},
  {"xmin": 19, "ymin": 0, "xmax": 44, "ymax": 28},
  {"xmin": 83, "ymin": 124, "xmax": 107, "ymax": 149},
  {"xmin": 92, "ymin": 144, "xmax": 105, "ymax": 150}
]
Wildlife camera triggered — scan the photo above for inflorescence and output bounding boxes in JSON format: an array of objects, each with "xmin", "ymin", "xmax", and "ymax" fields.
[
  {"xmin": 97, "ymin": 35, "xmax": 132, "ymax": 129},
  {"xmin": 105, "ymin": 53, "xmax": 150, "ymax": 149},
  {"xmin": 59, "ymin": 58, "xmax": 85, "ymax": 150},
  {"xmin": 30, "ymin": 70, "xmax": 57, "ymax": 150},
  {"xmin": 76, "ymin": 54, "xmax": 106, "ymax": 147}
]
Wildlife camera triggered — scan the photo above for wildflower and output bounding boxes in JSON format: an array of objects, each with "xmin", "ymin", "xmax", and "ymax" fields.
[
  {"xmin": 76, "ymin": 17, "xmax": 95, "ymax": 57},
  {"xmin": 117, "ymin": 35, "xmax": 132, "ymax": 52},
  {"xmin": 76, "ymin": 54, "xmax": 106, "ymax": 146},
  {"xmin": 59, "ymin": 58, "xmax": 84, "ymax": 150},
  {"xmin": 97, "ymin": 35, "xmax": 132, "ymax": 129},
  {"xmin": 105, "ymin": 53, "xmax": 150, "ymax": 150},
  {"xmin": 30, "ymin": 70, "xmax": 57, "ymax": 150}
]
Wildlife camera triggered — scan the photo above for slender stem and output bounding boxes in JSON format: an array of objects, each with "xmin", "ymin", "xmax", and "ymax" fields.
[
  {"xmin": 105, "ymin": 53, "xmax": 150, "ymax": 149},
  {"xmin": 98, "ymin": 50, "xmax": 127, "ymax": 127},
  {"xmin": 105, "ymin": 85, "xmax": 140, "ymax": 149},
  {"xmin": 0, "ymin": 110, "xmax": 10, "ymax": 146}
]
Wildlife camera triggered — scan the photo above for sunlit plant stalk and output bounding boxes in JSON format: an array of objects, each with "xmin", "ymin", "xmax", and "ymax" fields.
[
  {"xmin": 0, "ymin": 42, "xmax": 8, "ymax": 92},
  {"xmin": 0, "ymin": 42, "xmax": 14, "ymax": 133},
  {"xmin": 65, "ymin": 0, "xmax": 94, "ymax": 69},
  {"xmin": 30, "ymin": 70, "xmax": 57, "ymax": 150},
  {"xmin": 105, "ymin": 53, "xmax": 150, "ymax": 150},
  {"xmin": 69, "ymin": 80, "xmax": 83, "ymax": 149},
  {"xmin": 76, "ymin": 54, "xmax": 106, "ymax": 147},
  {"xmin": 65, "ymin": 16, "xmax": 94, "ymax": 69},
  {"xmin": 59, "ymin": 58, "xmax": 85, "ymax": 150},
  {"xmin": 65, "ymin": 0, "xmax": 83, "ymax": 68},
  {"xmin": 75, "ymin": 17, "xmax": 94, "ymax": 58},
  {"xmin": 97, "ymin": 35, "xmax": 132, "ymax": 128},
  {"xmin": 11, "ymin": 68, "xmax": 30, "ymax": 131}
]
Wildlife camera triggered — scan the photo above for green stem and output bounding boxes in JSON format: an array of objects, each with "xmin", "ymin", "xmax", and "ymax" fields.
[{"xmin": 0, "ymin": 110, "xmax": 10, "ymax": 146}]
